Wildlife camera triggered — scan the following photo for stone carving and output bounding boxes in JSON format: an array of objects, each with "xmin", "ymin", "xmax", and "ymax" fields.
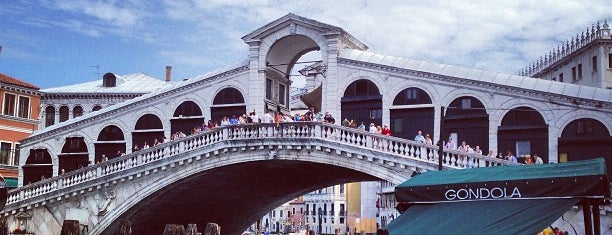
[{"xmin": 97, "ymin": 191, "xmax": 116, "ymax": 216}]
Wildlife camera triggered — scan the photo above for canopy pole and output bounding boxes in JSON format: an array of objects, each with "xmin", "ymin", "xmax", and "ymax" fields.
[
  {"xmin": 592, "ymin": 199, "xmax": 601, "ymax": 235},
  {"xmin": 437, "ymin": 106, "xmax": 445, "ymax": 171},
  {"xmin": 583, "ymin": 200, "xmax": 593, "ymax": 235}
]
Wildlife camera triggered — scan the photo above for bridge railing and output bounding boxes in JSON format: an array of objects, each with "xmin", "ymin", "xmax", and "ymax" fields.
[{"xmin": 6, "ymin": 122, "xmax": 514, "ymax": 206}]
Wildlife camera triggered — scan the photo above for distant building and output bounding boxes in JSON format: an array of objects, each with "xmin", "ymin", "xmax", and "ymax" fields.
[
  {"xmin": 376, "ymin": 181, "xmax": 400, "ymax": 229},
  {"xmin": 519, "ymin": 19, "xmax": 612, "ymax": 88},
  {"xmin": 0, "ymin": 73, "xmax": 41, "ymax": 188},
  {"xmin": 259, "ymin": 197, "xmax": 305, "ymax": 233},
  {"xmin": 40, "ymin": 70, "xmax": 173, "ymax": 129},
  {"xmin": 303, "ymin": 184, "xmax": 348, "ymax": 234}
]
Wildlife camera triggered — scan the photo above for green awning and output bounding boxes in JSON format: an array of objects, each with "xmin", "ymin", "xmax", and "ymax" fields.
[
  {"xmin": 386, "ymin": 198, "xmax": 580, "ymax": 235},
  {"xmin": 4, "ymin": 178, "xmax": 17, "ymax": 188},
  {"xmin": 396, "ymin": 158, "xmax": 609, "ymax": 203},
  {"xmin": 387, "ymin": 159, "xmax": 610, "ymax": 234}
]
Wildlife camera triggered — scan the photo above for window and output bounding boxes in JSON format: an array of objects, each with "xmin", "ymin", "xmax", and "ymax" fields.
[
  {"xmin": 279, "ymin": 84, "xmax": 286, "ymax": 105},
  {"xmin": 59, "ymin": 106, "xmax": 69, "ymax": 122},
  {"xmin": 92, "ymin": 105, "xmax": 102, "ymax": 112},
  {"xmin": 73, "ymin": 106, "xmax": 83, "ymax": 118},
  {"xmin": 17, "ymin": 96, "xmax": 30, "ymax": 118},
  {"xmin": 370, "ymin": 109, "xmax": 382, "ymax": 119},
  {"xmin": 592, "ymin": 56, "xmax": 597, "ymax": 72},
  {"xmin": 559, "ymin": 73, "xmax": 564, "ymax": 82},
  {"xmin": 577, "ymin": 64, "xmax": 582, "ymax": 80},
  {"xmin": 405, "ymin": 89, "xmax": 417, "ymax": 100},
  {"xmin": 45, "ymin": 106, "xmax": 55, "ymax": 127},
  {"xmin": 13, "ymin": 144, "xmax": 19, "ymax": 166},
  {"xmin": 339, "ymin": 184, "xmax": 345, "ymax": 194},
  {"xmin": 515, "ymin": 141, "xmax": 531, "ymax": 159},
  {"xmin": 266, "ymin": 79, "xmax": 272, "ymax": 100},
  {"xmin": 571, "ymin": 67, "xmax": 576, "ymax": 82},
  {"xmin": 0, "ymin": 143, "xmax": 10, "ymax": 165},
  {"xmin": 609, "ymin": 54, "xmax": 612, "ymax": 68},
  {"xmin": 393, "ymin": 119, "xmax": 402, "ymax": 133},
  {"xmin": 461, "ymin": 98, "xmax": 472, "ymax": 109},
  {"xmin": 3, "ymin": 93, "xmax": 16, "ymax": 116}
]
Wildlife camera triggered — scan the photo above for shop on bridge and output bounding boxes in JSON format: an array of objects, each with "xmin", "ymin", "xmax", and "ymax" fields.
[{"xmin": 341, "ymin": 79, "xmax": 382, "ymax": 128}]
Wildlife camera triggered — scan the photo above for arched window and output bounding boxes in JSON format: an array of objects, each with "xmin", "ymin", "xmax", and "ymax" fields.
[
  {"xmin": 135, "ymin": 114, "xmax": 163, "ymax": 130},
  {"xmin": 73, "ymin": 106, "xmax": 83, "ymax": 118},
  {"xmin": 45, "ymin": 106, "xmax": 55, "ymax": 127},
  {"xmin": 393, "ymin": 88, "xmax": 432, "ymax": 105},
  {"xmin": 213, "ymin": 88, "xmax": 245, "ymax": 105},
  {"xmin": 97, "ymin": 125, "xmax": 125, "ymax": 141},
  {"xmin": 92, "ymin": 105, "xmax": 102, "ymax": 112},
  {"xmin": 59, "ymin": 106, "xmax": 69, "ymax": 122},
  {"xmin": 173, "ymin": 101, "xmax": 202, "ymax": 117}
]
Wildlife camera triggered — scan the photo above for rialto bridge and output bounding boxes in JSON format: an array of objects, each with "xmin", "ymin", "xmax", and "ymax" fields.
[{"xmin": 3, "ymin": 13, "xmax": 612, "ymax": 234}]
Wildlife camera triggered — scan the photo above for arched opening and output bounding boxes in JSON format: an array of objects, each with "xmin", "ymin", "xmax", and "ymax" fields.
[
  {"xmin": 290, "ymin": 51, "xmax": 324, "ymax": 113},
  {"xmin": 95, "ymin": 125, "xmax": 126, "ymax": 163},
  {"xmin": 210, "ymin": 88, "xmax": 246, "ymax": 124},
  {"xmin": 443, "ymin": 96, "xmax": 489, "ymax": 152},
  {"xmin": 133, "ymin": 114, "xmax": 165, "ymax": 150},
  {"xmin": 390, "ymin": 88, "xmax": 434, "ymax": 140},
  {"xmin": 58, "ymin": 137, "xmax": 89, "ymax": 174},
  {"xmin": 45, "ymin": 106, "xmax": 55, "ymax": 127},
  {"xmin": 559, "ymin": 118, "xmax": 612, "ymax": 171},
  {"xmin": 22, "ymin": 149, "xmax": 52, "ymax": 184},
  {"xmin": 59, "ymin": 106, "xmax": 69, "ymax": 122},
  {"xmin": 265, "ymin": 35, "xmax": 321, "ymax": 114},
  {"xmin": 73, "ymin": 106, "xmax": 83, "ymax": 118},
  {"xmin": 171, "ymin": 101, "xmax": 204, "ymax": 135},
  {"xmin": 92, "ymin": 105, "xmax": 102, "ymax": 112},
  {"xmin": 497, "ymin": 107, "xmax": 548, "ymax": 163},
  {"xmin": 341, "ymin": 79, "xmax": 382, "ymax": 127}
]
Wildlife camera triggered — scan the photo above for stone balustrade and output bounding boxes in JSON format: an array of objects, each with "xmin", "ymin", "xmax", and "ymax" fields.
[{"xmin": 6, "ymin": 122, "xmax": 515, "ymax": 207}]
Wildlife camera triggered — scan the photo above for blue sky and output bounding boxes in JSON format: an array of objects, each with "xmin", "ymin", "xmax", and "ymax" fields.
[{"xmin": 0, "ymin": 0, "xmax": 610, "ymax": 89}]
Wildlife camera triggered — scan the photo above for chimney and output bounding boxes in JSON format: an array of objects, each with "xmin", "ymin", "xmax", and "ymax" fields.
[{"xmin": 165, "ymin": 65, "xmax": 172, "ymax": 82}]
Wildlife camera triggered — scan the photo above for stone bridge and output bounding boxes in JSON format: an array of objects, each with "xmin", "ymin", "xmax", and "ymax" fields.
[{"xmin": 1, "ymin": 122, "xmax": 510, "ymax": 234}]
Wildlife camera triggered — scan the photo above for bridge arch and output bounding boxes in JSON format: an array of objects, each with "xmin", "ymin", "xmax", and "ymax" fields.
[
  {"xmin": 258, "ymin": 26, "xmax": 329, "ymax": 73},
  {"xmin": 132, "ymin": 113, "xmax": 165, "ymax": 150},
  {"xmin": 443, "ymin": 95, "xmax": 490, "ymax": 152},
  {"xmin": 390, "ymin": 87, "xmax": 435, "ymax": 140},
  {"xmin": 91, "ymin": 147, "xmax": 407, "ymax": 235},
  {"xmin": 171, "ymin": 100, "xmax": 205, "ymax": 135},
  {"xmin": 210, "ymin": 87, "xmax": 247, "ymax": 123},
  {"xmin": 558, "ymin": 118, "xmax": 612, "ymax": 167},
  {"xmin": 95, "ymin": 125, "xmax": 126, "ymax": 162},
  {"xmin": 21, "ymin": 147, "xmax": 54, "ymax": 185},
  {"xmin": 497, "ymin": 106, "xmax": 548, "ymax": 163},
  {"xmin": 58, "ymin": 136, "xmax": 89, "ymax": 175},
  {"xmin": 341, "ymin": 78, "xmax": 383, "ymax": 127}
]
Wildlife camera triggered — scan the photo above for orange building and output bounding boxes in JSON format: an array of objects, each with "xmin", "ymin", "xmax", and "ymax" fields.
[{"xmin": 0, "ymin": 73, "xmax": 41, "ymax": 188}]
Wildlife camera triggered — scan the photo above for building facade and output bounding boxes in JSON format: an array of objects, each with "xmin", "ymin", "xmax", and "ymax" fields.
[
  {"xmin": 520, "ymin": 19, "xmax": 612, "ymax": 88},
  {"xmin": 0, "ymin": 73, "xmax": 41, "ymax": 188},
  {"xmin": 40, "ymin": 71, "xmax": 173, "ymax": 129}
]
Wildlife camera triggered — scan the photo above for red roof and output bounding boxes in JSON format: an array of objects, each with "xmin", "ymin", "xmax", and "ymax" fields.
[{"xmin": 0, "ymin": 73, "xmax": 39, "ymax": 90}]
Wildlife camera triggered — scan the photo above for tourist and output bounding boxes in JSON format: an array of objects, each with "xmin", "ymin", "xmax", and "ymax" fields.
[
  {"xmin": 534, "ymin": 154, "xmax": 544, "ymax": 164},
  {"xmin": 524, "ymin": 154, "xmax": 534, "ymax": 165},
  {"xmin": 424, "ymin": 134, "xmax": 433, "ymax": 145},
  {"xmin": 414, "ymin": 130, "xmax": 425, "ymax": 142},
  {"xmin": 506, "ymin": 150, "xmax": 517, "ymax": 163},
  {"xmin": 487, "ymin": 150, "xmax": 495, "ymax": 158},
  {"xmin": 369, "ymin": 123, "xmax": 377, "ymax": 134},
  {"xmin": 457, "ymin": 141, "xmax": 469, "ymax": 152},
  {"xmin": 358, "ymin": 122, "xmax": 366, "ymax": 131},
  {"xmin": 474, "ymin": 145, "xmax": 483, "ymax": 155},
  {"xmin": 324, "ymin": 112, "xmax": 335, "ymax": 124},
  {"xmin": 444, "ymin": 137, "xmax": 455, "ymax": 149},
  {"xmin": 381, "ymin": 124, "xmax": 391, "ymax": 136}
]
